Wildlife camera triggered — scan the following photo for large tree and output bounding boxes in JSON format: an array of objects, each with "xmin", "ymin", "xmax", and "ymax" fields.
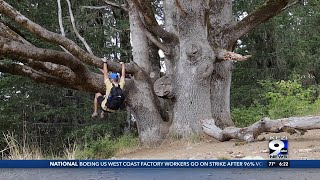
[{"xmin": 0, "ymin": 0, "xmax": 305, "ymax": 146}]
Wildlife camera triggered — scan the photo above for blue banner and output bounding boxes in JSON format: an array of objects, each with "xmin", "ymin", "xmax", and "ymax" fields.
[{"xmin": 0, "ymin": 160, "xmax": 319, "ymax": 168}]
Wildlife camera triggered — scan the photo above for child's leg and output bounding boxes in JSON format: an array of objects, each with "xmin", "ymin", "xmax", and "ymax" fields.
[{"xmin": 92, "ymin": 92, "xmax": 102, "ymax": 117}]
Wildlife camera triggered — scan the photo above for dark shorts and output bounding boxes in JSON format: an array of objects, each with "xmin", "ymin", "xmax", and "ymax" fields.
[
  {"xmin": 97, "ymin": 95, "xmax": 108, "ymax": 112},
  {"xmin": 97, "ymin": 95, "xmax": 105, "ymax": 106}
]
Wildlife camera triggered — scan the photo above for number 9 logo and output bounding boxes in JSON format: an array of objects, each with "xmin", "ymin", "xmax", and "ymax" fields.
[{"xmin": 269, "ymin": 140, "xmax": 284, "ymax": 155}]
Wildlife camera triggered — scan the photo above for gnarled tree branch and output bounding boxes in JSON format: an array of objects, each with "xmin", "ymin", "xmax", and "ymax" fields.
[
  {"xmin": 225, "ymin": 0, "xmax": 289, "ymax": 44},
  {"xmin": 215, "ymin": 48, "xmax": 252, "ymax": 62},
  {"xmin": 0, "ymin": 62, "xmax": 67, "ymax": 86},
  {"xmin": 0, "ymin": 36, "xmax": 89, "ymax": 77},
  {"xmin": 0, "ymin": 0, "xmax": 138, "ymax": 74},
  {"xmin": 0, "ymin": 0, "xmax": 99, "ymax": 67},
  {"xmin": 202, "ymin": 116, "xmax": 320, "ymax": 142},
  {"xmin": 135, "ymin": 13, "xmax": 170, "ymax": 55},
  {"xmin": 0, "ymin": 22, "xmax": 32, "ymax": 46},
  {"xmin": 130, "ymin": 0, "xmax": 178, "ymax": 44},
  {"xmin": 0, "ymin": 61, "xmax": 101, "ymax": 91},
  {"xmin": 17, "ymin": 58, "xmax": 77, "ymax": 81}
]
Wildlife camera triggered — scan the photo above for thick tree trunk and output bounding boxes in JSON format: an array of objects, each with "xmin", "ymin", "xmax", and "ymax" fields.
[
  {"xmin": 168, "ymin": 0, "xmax": 215, "ymax": 137},
  {"xmin": 163, "ymin": 0, "xmax": 178, "ymax": 75},
  {"xmin": 127, "ymin": 1, "xmax": 163, "ymax": 146},
  {"xmin": 210, "ymin": 61, "xmax": 234, "ymax": 128},
  {"xmin": 208, "ymin": 0, "xmax": 235, "ymax": 128},
  {"xmin": 125, "ymin": 79, "xmax": 163, "ymax": 146}
]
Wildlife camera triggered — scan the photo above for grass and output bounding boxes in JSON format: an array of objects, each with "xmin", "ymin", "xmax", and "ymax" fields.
[
  {"xmin": 1, "ymin": 132, "xmax": 140, "ymax": 160},
  {"xmin": 63, "ymin": 139, "xmax": 78, "ymax": 160},
  {"xmin": 2, "ymin": 132, "xmax": 43, "ymax": 160},
  {"xmin": 74, "ymin": 134, "xmax": 140, "ymax": 159},
  {"xmin": 114, "ymin": 134, "xmax": 140, "ymax": 156}
]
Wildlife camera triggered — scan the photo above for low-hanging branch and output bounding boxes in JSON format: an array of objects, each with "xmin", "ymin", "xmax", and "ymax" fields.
[
  {"xmin": 0, "ymin": 62, "xmax": 67, "ymax": 86},
  {"xmin": 0, "ymin": 21, "xmax": 81, "ymax": 81},
  {"xmin": 0, "ymin": 0, "xmax": 138, "ymax": 74},
  {"xmin": 0, "ymin": 22, "xmax": 32, "ymax": 46},
  {"xmin": 5, "ymin": 3, "xmax": 96, "ymax": 66},
  {"xmin": 0, "ymin": 22, "xmax": 123, "ymax": 81},
  {"xmin": 0, "ymin": 36, "xmax": 88, "ymax": 75},
  {"xmin": 0, "ymin": 0, "xmax": 97, "ymax": 67},
  {"xmin": 0, "ymin": 1, "xmax": 138, "ymax": 75},
  {"xmin": 18, "ymin": 58, "xmax": 77, "ymax": 81},
  {"xmin": 202, "ymin": 116, "xmax": 320, "ymax": 142},
  {"xmin": 0, "ymin": 61, "xmax": 96, "ymax": 91}
]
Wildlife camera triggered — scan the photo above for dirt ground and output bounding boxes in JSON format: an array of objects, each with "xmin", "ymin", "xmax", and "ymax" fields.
[{"xmin": 115, "ymin": 129, "xmax": 320, "ymax": 160}]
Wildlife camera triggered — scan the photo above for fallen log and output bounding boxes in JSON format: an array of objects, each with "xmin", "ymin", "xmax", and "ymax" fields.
[{"xmin": 202, "ymin": 116, "xmax": 320, "ymax": 142}]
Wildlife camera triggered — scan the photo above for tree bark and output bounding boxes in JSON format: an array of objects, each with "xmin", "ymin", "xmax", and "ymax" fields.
[
  {"xmin": 207, "ymin": 0, "xmax": 235, "ymax": 128},
  {"xmin": 167, "ymin": 0, "xmax": 215, "ymax": 137},
  {"xmin": 127, "ymin": 1, "xmax": 163, "ymax": 146},
  {"xmin": 202, "ymin": 116, "xmax": 320, "ymax": 142},
  {"xmin": 208, "ymin": 0, "xmax": 289, "ymax": 129}
]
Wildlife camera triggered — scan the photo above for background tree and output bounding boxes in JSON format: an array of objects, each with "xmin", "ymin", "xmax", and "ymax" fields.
[{"xmin": 232, "ymin": 0, "xmax": 320, "ymax": 107}]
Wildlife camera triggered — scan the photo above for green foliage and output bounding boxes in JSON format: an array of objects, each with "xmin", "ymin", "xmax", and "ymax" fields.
[
  {"xmin": 232, "ymin": 79, "xmax": 320, "ymax": 127},
  {"xmin": 0, "ymin": 74, "xmax": 104, "ymax": 156},
  {"xmin": 65, "ymin": 111, "xmax": 129, "ymax": 142},
  {"xmin": 232, "ymin": 105, "xmax": 266, "ymax": 128},
  {"xmin": 75, "ymin": 134, "xmax": 139, "ymax": 159},
  {"xmin": 64, "ymin": 115, "xmax": 138, "ymax": 159},
  {"xmin": 114, "ymin": 133, "xmax": 139, "ymax": 150},
  {"xmin": 231, "ymin": 1, "xmax": 320, "ymax": 128},
  {"xmin": 259, "ymin": 79, "xmax": 317, "ymax": 118},
  {"xmin": 232, "ymin": 0, "xmax": 320, "ymax": 107},
  {"xmin": 75, "ymin": 135, "xmax": 116, "ymax": 159}
]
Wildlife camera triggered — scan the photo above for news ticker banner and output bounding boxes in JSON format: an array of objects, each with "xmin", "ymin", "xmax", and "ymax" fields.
[{"xmin": 0, "ymin": 160, "xmax": 320, "ymax": 168}]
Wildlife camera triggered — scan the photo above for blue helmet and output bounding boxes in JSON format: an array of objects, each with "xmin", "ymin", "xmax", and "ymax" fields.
[{"xmin": 109, "ymin": 73, "xmax": 119, "ymax": 80}]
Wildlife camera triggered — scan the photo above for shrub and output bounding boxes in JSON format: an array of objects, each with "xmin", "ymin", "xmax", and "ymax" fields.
[
  {"xmin": 75, "ymin": 135, "xmax": 116, "ymax": 159},
  {"xmin": 232, "ymin": 79, "xmax": 320, "ymax": 127},
  {"xmin": 75, "ymin": 134, "xmax": 139, "ymax": 159},
  {"xmin": 260, "ymin": 79, "xmax": 316, "ymax": 119}
]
